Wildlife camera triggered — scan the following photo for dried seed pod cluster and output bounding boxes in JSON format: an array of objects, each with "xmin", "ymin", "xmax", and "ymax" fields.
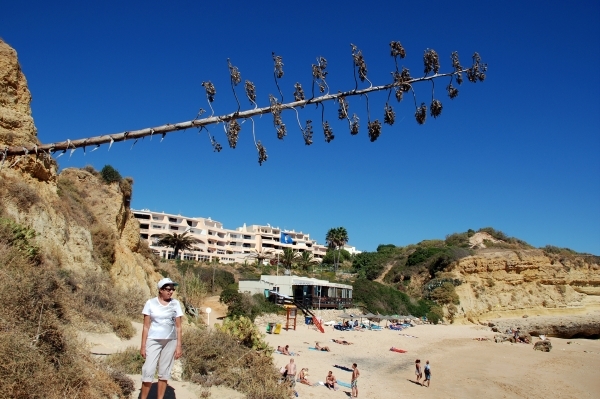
[
  {"xmin": 226, "ymin": 120, "xmax": 241, "ymax": 148},
  {"xmin": 323, "ymin": 121, "xmax": 334, "ymax": 143},
  {"xmin": 430, "ymin": 99, "xmax": 443, "ymax": 118},
  {"xmin": 294, "ymin": 83, "xmax": 305, "ymax": 102},
  {"xmin": 227, "ymin": 59, "xmax": 242, "ymax": 85},
  {"xmin": 272, "ymin": 53, "xmax": 284, "ymax": 79},
  {"xmin": 415, "ymin": 103, "xmax": 427, "ymax": 125},
  {"xmin": 368, "ymin": 120, "xmax": 382, "ymax": 142},
  {"xmin": 256, "ymin": 141, "xmax": 268, "ymax": 165},
  {"xmin": 392, "ymin": 67, "xmax": 412, "ymax": 101},
  {"xmin": 312, "ymin": 57, "xmax": 328, "ymax": 93},
  {"xmin": 210, "ymin": 135, "xmax": 222, "ymax": 152},
  {"xmin": 245, "ymin": 81, "xmax": 257, "ymax": 103},
  {"xmin": 351, "ymin": 44, "xmax": 368, "ymax": 82},
  {"xmin": 303, "ymin": 120, "xmax": 313, "ymax": 145},
  {"xmin": 390, "ymin": 41, "xmax": 406, "ymax": 59},
  {"xmin": 467, "ymin": 52, "xmax": 487, "ymax": 83},
  {"xmin": 269, "ymin": 95, "xmax": 287, "ymax": 139},
  {"xmin": 201, "ymin": 81, "xmax": 216, "ymax": 102},
  {"xmin": 384, "ymin": 103, "xmax": 396, "ymax": 125},
  {"xmin": 350, "ymin": 114, "xmax": 360, "ymax": 135},
  {"xmin": 423, "ymin": 49, "xmax": 440, "ymax": 75},
  {"xmin": 446, "ymin": 83, "xmax": 459, "ymax": 99},
  {"xmin": 451, "ymin": 51, "xmax": 463, "ymax": 84}
]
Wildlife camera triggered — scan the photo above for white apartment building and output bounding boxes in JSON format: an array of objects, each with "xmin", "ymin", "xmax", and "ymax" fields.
[{"xmin": 132, "ymin": 209, "xmax": 328, "ymax": 264}]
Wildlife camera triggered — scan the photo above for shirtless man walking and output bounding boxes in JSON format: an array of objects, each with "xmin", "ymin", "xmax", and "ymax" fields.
[
  {"xmin": 351, "ymin": 363, "xmax": 360, "ymax": 397},
  {"xmin": 285, "ymin": 358, "xmax": 297, "ymax": 389}
]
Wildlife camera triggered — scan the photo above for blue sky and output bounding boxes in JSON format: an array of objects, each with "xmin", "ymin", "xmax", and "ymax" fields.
[{"xmin": 2, "ymin": 0, "xmax": 599, "ymax": 254}]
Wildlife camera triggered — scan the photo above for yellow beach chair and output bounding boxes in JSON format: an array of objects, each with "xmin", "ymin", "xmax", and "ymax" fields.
[{"xmin": 273, "ymin": 323, "xmax": 282, "ymax": 334}]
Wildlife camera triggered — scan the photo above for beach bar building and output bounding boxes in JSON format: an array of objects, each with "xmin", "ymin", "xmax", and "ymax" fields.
[{"xmin": 238, "ymin": 275, "xmax": 353, "ymax": 309}]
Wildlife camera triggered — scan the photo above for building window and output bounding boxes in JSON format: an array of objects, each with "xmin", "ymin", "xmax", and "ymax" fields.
[
  {"xmin": 134, "ymin": 213, "xmax": 150, "ymax": 220},
  {"xmin": 169, "ymin": 217, "xmax": 177, "ymax": 223},
  {"xmin": 243, "ymin": 235, "xmax": 252, "ymax": 239},
  {"xmin": 170, "ymin": 226, "xmax": 178, "ymax": 230},
  {"xmin": 140, "ymin": 234, "xmax": 148, "ymax": 239},
  {"xmin": 152, "ymin": 225, "xmax": 163, "ymax": 229},
  {"xmin": 140, "ymin": 224, "xmax": 149, "ymax": 229}
]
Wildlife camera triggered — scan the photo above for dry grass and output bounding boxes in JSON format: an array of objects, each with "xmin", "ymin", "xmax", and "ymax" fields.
[
  {"xmin": 0, "ymin": 238, "xmax": 125, "ymax": 398},
  {"xmin": 106, "ymin": 346, "xmax": 146, "ymax": 374},
  {"xmin": 0, "ymin": 174, "xmax": 40, "ymax": 209},
  {"xmin": 183, "ymin": 328, "xmax": 290, "ymax": 398}
]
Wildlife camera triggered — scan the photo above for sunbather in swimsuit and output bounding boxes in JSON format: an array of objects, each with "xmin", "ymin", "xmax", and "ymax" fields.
[{"xmin": 315, "ymin": 342, "xmax": 331, "ymax": 352}]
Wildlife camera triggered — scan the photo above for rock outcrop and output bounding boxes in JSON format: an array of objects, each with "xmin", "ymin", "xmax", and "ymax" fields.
[
  {"xmin": 447, "ymin": 249, "xmax": 600, "ymax": 320},
  {"xmin": 0, "ymin": 39, "xmax": 161, "ymax": 297},
  {"xmin": 491, "ymin": 314, "xmax": 600, "ymax": 339}
]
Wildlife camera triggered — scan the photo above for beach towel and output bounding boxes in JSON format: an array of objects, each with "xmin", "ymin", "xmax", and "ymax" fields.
[
  {"xmin": 390, "ymin": 347, "xmax": 407, "ymax": 353},
  {"xmin": 334, "ymin": 365, "xmax": 353, "ymax": 372},
  {"xmin": 337, "ymin": 381, "xmax": 352, "ymax": 388},
  {"xmin": 399, "ymin": 334, "xmax": 418, "ymax": 338}
]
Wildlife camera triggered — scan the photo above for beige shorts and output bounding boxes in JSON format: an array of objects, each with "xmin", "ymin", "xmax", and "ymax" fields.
[{"xmin": 142, "ymin": 338, "xmax": 178, "ymax": 382}]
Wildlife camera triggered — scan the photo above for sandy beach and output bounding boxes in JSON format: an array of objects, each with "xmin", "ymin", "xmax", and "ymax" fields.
[
  {"xmin": 263, "ymin": 318, "xmax": 600, "ymax": 399},
  {"xmin": 79, "ymin": 303, "xmax": 600, "ymax": 399}
]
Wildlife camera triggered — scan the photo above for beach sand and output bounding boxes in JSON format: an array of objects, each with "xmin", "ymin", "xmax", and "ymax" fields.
[{"xmin": 264, "ymin": 320, "xmax": 600, "ymax": 399}]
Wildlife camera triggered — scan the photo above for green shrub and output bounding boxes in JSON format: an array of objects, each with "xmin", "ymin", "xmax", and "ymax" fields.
[
  {"xmin": 427, "ymin": 282, "xmax": 460, "ymax": 305},
  {"xmin": 0, "ymin": 218, "xmax": 40, "ymax": 262},
  {"xmin": 352, "ymin": 279, "xmax": 432, "ymax": 317},
  {"xmin": 100, "ymin": 165, "xmax": 122, "ymax": 184},
  {"xmin": 217, "ymin": 315, "xmax": 270, "ymax": 351},
  {"xmin": 426, "ymin": 306, "xmax": 444, "ymax": 324}
]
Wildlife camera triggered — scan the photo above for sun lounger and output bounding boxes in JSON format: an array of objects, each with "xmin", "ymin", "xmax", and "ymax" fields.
[{"xmin": 370, "ymin": 324, "xmax": 383, "ymax": 331}]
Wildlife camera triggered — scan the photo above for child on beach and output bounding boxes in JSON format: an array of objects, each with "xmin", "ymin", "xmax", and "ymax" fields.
[
  {"xmin": 351, "ymin": 363, "xmax": 360, "ymax": 398},
  {"xmin": 424, "ymin": 360, "xmax": 431, "ymax": 387}
]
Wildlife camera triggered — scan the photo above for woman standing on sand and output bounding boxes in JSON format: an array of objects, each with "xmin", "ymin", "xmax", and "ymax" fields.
[
  {"xmin": 415, "ymin": 359, "xmax": 422, "ymax": 385},
  {"xmin": 423, "ymin": 360, "xmax": 431, "ymax": 387},
  {"xmin": 140, "ymin": 278, "xmax": 184, "ymax": 399}
]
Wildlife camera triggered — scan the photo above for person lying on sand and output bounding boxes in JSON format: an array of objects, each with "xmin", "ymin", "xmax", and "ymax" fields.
[
  {"xmin": 315, "ymin": 342, "xmax": 331, "ymax": 352},
  {"xmin": 332, "ymin": 339, "xmax": 353, "ymax": 345},
  {"xmin": 325, "ymin": 371, "xmax": 338, "ymax": 391},
  {"xmin": 299, "ymin": 368, "xmax": 311, "ymax": 386}
]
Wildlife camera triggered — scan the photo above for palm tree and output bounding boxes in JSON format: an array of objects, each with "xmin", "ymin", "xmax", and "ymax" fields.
[
  {"xmin": 298, "ymin": 251, "xmax": 319, "ymax": 274},
  {"xmin": 280, "ymin": 248, "xmax": 300, "ymax": 271},
  {"xmin": 325, "ymin": 227, "xmax": 349, "ymax": 272},
  {"xmin": 247, "ymin": 248, "xmax": 274, "ymax": 267},
  {"xmin": 156, "ymin": 231, "xmax": 200, "ymax": 259}
]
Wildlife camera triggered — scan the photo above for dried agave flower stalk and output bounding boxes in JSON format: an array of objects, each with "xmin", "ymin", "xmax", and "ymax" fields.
[
  {"xmin": 269, "ymin": 94, "xmax": 286, "ymax": 139},
  {"xmin": 415, "ymin": 103, "xmax": 427, "ymax": 124},
  {"xmin": 368, "ymin": 120, "xmax": 382, "ymax": 142},
  {"xmin": 383, "ymin": 103, "xmax": 395, "ymax": 125},
  {"xmin": 430, "ymin": 99, "xmax": 443, "ymax": 118},
  {"xmin": 256, "ymin": 141, "xmax": 268, "ymax": 166},
  {"xmin": 303, "ymin": 120, "xmax": 313, "ymax": 145},
  {"xmin": 351, "ymin": 44, "xmax": 369, "ymax": 83},
  {"xmin": 276, "ymin": 125, "xmax": 287, "ymax": 140},
  {"xmin": 467, "ymin": 52, "xmax": 487, "ymax": 83},
  {"xmin": 323, "ymin": 121, "xmax": 334, "ymax": 143},
  {"xmin": 201, "ymin": 81, "xmax": 216, "ymax": 102},
  {"xmin": 272, "ymin": 52, "xmax": 284, "ymax": 79},
  {"xmin": 338, "ymin": 95, "xmax": 349, "ymax": 119},
  {"xmin": 350, "ymin": 114, "xmax": 360, "ymax": 135},
  {"xmin": 226, "ymin": 120, "xmax": 241, "ymax": 148},
  {"xmin": 245, "ymin": 80, "xmax": 257, "ymax": 104},
  {"xmin": 227, "ymin": 59, "xmax": 242, "ymax": 85},
  {"xmin": 293, "ymin": 83, "xmax": 305, "ymax": 102},
  {"xmin": 423, "ymin": 49, "xmax": 440, "ymax": 75},
  {"xmin": 446, "ymin": 83, "xmax": 459, "ymax": 99}
]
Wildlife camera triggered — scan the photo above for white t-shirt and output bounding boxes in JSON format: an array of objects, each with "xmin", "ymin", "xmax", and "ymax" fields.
[{"xmin": 142, "ymin": 297, "xmax": 184, "ymax": 340}]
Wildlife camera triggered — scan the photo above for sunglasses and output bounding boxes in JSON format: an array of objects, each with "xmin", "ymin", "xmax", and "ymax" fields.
[{"xmin": 161, "ymin": 286, "xmax": 176, "ymax": 292}]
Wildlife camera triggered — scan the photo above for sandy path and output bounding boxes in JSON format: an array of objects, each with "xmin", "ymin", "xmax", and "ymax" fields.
[{"xmin": 264, "ymin": 321, "xmax": 600, "ymax": 399}]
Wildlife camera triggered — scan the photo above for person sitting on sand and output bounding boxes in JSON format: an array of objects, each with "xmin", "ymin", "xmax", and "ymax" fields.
[
  {"xmin": 315, "ymin": 342, "xmax": 331, "ymax": 352},
  {"xmin": 332, "ymin": 339, "xmax": 353, "ymax": 345},
  {"xmin": 299, "ymin": 368, "xmax": 311, "ymax": 386},
  {"xmin": 325, "ymin": 371, "xmax": 338, "ymax": 391}
]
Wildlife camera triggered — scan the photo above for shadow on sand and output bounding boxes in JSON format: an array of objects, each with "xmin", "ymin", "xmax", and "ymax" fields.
[
  {"xmin": 137, "ymin": 383, "xmax": 177, "ymax": 399},
  {"xmin": 407, "ymin": 378, "xmax": 423, "ymax": 387}
]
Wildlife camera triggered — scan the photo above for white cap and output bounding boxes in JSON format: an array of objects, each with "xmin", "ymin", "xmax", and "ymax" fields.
[{"xmin": 157, "ymin": 277, "xmax": 179, "ymax": 289}]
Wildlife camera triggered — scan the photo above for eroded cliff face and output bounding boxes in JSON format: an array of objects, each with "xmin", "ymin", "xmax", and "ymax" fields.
[
  {"xmin": 0, "ymin": 39, "xmax": 161, "ymax": 297},
  {"xmin": 447, "ymin": 249, "xmax": 600, "ymax": 320}
]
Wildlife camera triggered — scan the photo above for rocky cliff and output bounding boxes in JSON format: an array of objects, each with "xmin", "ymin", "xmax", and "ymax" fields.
[
  {"xmin": 446, "ymin": 248, "xmax": 600, "ymax": 321},
  {"xmin": 0, "ymin": 38, "xmax": 160, "ymax": 297}
]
